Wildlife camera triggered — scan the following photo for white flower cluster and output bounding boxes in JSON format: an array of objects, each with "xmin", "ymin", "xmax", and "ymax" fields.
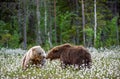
[{"xmin": 0, "ymin": 47, "xmax": 120, "ymax": 79}]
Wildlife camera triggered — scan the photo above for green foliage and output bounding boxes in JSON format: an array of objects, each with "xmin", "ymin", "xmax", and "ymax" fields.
[
  {"xmin": 9, "ymin": 31, "xmax": 20, "ymax": 48},
  {"xmin": 57, "ymin": 12, "xmax": 77, "ymax": 43},
  {"xmin": 104, "ymin": 17, "xmax": 118, "ymax": 46},
  {"xmin": 0, "ymin": 0, "xmax": 119, "ymax": 48},
  {"xmin": 85, "ymin": 27, "xmax": 94, "ymax": 38},
  {"xmin": 0, "ymin": 21, "xmax": 7, "ymax": 35},
  {"xmin": 0, "ymin": 33, "xmax": 12, "ymax": 47},
  {"xmin": 95, "ymin": 32, "xmax": 102, "ymax": 48},
  {"xmin": 95, "ymin": 17, "xmax": 118, "ymax": 48},
  {"xmin": 0, "ymin": 20, "xmax": 19, "ymax": 48}
]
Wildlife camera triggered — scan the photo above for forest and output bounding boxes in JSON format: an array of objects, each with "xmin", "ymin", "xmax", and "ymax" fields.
[
  {"xmin": 0, "ymin": 0, "xmax": 120, "ymax": 49},
  {"xmin": 0, "ymin": 0, "xmax": 120, "ymax": 79}
]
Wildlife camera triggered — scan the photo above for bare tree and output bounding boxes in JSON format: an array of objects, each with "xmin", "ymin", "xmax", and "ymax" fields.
[
  {"xmin": 44, "ymin": 0, "xmax": 47, "ymax": 34},
  {"xmin": 94, "ymin": 0, "xmax": 97, "ymax": 46},
  {"xmin": 48, "ymin": 32, "xmax": 52, "ymax": 48},
  {"xmin": 47, "ymin": 0, "xmax": 53, "ymax": 48},
  {"xmin": 75, "ymin": 0, "xmax": 80, "ymax": 44},
  {"xmin": 18, "ymin": 0, "xmax": 23, "ymax": 45},
  {"xmin": 54, "ymin": 0, "xmax": 57, "ymax": 44},
  {"xmin": 23, "ymin": 0, "xmax": 27, "ymax": 49},
  {"xmin": 36, "ymin": 0, "xmax": 42, "ymax": 45},
  {"xmin": 116, "ymin": 16, "xmax": 119, "ymax": 45},
  {"xmin": 116, "ymin": 0, "xmax": 119, "ymax": 45},
  {"xmin": 81, "ymin": 0, "xmax": 86, "ymax": 46}
]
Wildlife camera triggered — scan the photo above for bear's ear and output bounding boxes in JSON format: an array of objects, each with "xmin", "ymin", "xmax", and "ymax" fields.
[
  {"xmin": 32, "ymin": 48, "xmax": 35, "ymax": 52},
  {"xmin": 55, "ymin": 48, "xmax": 59, "ymax": 51},
  {"xmin": 53, "ymin": 48, "xmax": 58, "ymax": 52}
]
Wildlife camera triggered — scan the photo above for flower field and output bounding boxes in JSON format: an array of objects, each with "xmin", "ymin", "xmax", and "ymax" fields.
[{"xmin": 0, "ymin": 47, "xmax": 120, "ymax": 79}]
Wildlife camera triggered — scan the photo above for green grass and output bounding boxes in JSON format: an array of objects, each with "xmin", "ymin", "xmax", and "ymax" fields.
[{"xmin": 0, "ymin": 47, "xmax": 120, "ymax": 79}]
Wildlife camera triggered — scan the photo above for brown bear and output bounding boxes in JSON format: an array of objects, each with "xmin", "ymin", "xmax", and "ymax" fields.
[
  {"xmin": 46, "ymin": 43, "xmax": 92, "ymax": 69},
  {"xmin": 22, "ymin": 46, "xmax": 46, "ymax": 70}
]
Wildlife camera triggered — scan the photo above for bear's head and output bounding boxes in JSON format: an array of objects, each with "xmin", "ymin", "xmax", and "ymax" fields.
[
  {"xmin": 31, "ymin": 46, "xmax": 46, "ymax": 61},
  {"xmin": 46, "ymin": 43, "xmax": 71, "ymax": 61}
]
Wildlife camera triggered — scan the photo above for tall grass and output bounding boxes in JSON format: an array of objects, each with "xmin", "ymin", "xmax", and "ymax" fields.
[{"xmin": 0, "ymin": 47, "xmax": 120, "ymax": 79}]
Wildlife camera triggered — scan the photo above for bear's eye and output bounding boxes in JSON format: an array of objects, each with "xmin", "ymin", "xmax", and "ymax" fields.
[
  {"xmin": 42, "ymin": 56, "xmax": 45, "ymax": 58},
  {"xmin": 38, "ymin": 53, "xmax": 41, "ymax": 55}
]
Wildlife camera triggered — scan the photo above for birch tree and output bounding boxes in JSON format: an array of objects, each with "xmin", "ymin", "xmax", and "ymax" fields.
[
  {"xmin": 36, "ymin": 0, "xmax": 42, "ymax": 45},
  {"xmin": 47, "ymin": 0, "xmax": 53, "ymax": 48},
  {"xmin": 81, "ymin": 0, "xmax": 86, "ymax": 46},
  {"xmin": 44, "ymin": 0, "xmax": 47, "ymax": 34},
  {"xmin": 94, "ymin": 0, "xmax": 97, "ymax": 46},
  {"xmin": 18, "ymin": 0, "xmax": 23, "ymax": 45},
  {"xmin": 54, "ymin": 0, "xmax": 57, "ymax": 44}
]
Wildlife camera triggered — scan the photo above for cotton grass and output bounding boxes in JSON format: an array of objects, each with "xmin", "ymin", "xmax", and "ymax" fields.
[{"xmin": 0, "ymin": 47, "xmax": 120, "ymax": 79}]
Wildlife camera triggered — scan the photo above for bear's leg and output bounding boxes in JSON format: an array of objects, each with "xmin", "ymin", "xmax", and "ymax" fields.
[
  {"xmin": 86, "ymin": 59, "xmax": 92, "ymax": 68},
  {"xmin": 60, "ymin": 61, "xmax": 69, "ymax": 69},
  {"xmin": 23, "ymin": 58, "xmax": 31, "ymax": 70},
  {"xmin": 85, "ymin": 53, "xmax": 92, "ymax": 68},
  {"xmin": 22, "ymin": 55, "xmax": 26, "ymax": 70},
  {"xmin": 85, "ymin": 56, "xmax": 92, "ymax": 69}
]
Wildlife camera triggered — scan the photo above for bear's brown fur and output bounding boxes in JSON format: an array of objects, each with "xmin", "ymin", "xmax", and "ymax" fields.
[
  {"xmin": 22, "ymin": 46, "xmax": 46, "ymax": 70},
  {"xmin": 46, "ymin": 43, "xmax": 92, "ymax": 69}
]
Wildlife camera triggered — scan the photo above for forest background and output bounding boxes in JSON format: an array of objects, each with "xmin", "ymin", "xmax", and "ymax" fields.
[{"xmin": 0, "ymin": 0, "xmax": 120, "ymax": 50}]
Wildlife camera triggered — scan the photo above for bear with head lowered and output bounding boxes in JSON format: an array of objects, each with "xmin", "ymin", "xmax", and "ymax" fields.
[
  {"xmin": 22, "ymin": 46, "xmax": 46, "ymax": 70},
  {"xmin": 46, "ymin": 43, "xmax": 92, "ymax": 69}
]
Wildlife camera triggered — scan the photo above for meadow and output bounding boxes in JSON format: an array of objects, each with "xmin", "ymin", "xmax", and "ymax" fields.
[{"xmin": 0, "ymin": 47, "xmax": 120, "ymax": 79}]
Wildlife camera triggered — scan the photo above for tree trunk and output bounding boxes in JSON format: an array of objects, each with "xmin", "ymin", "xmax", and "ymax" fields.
[
  {"xmin": 36, "ymin": 0, "xmax": 42, "ymax": 45},
  {"xmin": 48, "ymin": 0, "xmax": 53, "ymax": 48},
  {"xmin": 23, "ymin": 0, "xmax": 27, "ymax": 49},
  {"xmin": 116, "ymin": 17, "xmax": 119, "ymax": 45},
  {"xmin": 18, "ymin": 0, "xmax": 21, "ymax": 36},
  {"xmin": 44, "ymin": 0, "xmax": 47, "ymax": 34},
  {"xmin": 81, "ymin": 0, "xmax": 86, "ymax": 46},
  {"xmin": 117, "ymin": 16, "xmax": 120, "ymax": 44},
  {"xmin": 54, "ymin": 0, "xmax": 57, "ymax": 44},
  {"xmin": 75, "ymin": 0, "xmax": 80, "ymax": 44},
  {"xmin": 94, "ymin": 0, "xmax": 97, "ymax": 46},
  {"xmin": 48, "ymin": 32, "xmax": 52, "ymax": 48},
  {"xmin": 116, "ymin": 0, "xmax": 119, "ymax": 45}
]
